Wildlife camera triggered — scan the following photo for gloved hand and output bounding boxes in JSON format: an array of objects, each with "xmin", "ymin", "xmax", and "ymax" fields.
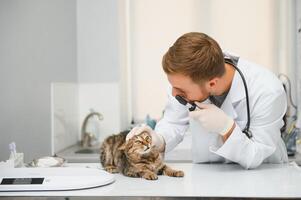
[
  {"xmin": 189, "ymin": 102, "xmax": 234, "ymax": 136},
  {"xmin": 126, "ymin": 124, "xmax": 165, "ymax": 152}
]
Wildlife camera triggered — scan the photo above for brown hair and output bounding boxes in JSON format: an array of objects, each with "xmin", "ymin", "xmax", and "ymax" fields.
[{"xmin": 162, "ymin": 32, "xmax": 225, "ymax": 83}]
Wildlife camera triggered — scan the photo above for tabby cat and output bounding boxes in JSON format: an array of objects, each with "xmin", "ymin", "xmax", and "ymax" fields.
[{"xmin": 100, "ymin": 130, "xmax": 184, "ymax": 180}]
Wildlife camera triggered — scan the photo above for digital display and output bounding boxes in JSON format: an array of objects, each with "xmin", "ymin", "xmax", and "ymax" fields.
[{"xmin": 1, "ymin": 178, "xmax": 44, "ymax": 185}]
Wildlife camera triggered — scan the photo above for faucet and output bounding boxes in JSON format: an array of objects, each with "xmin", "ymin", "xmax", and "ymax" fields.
[{"xmin": 81, "ymin": 110, "xmax": 103, "ymax": 148}]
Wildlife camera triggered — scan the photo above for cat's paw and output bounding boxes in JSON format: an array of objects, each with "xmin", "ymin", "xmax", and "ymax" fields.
[
  {"xmin": 142, "ymin": 172, "xmax": 158, "ymax": 180},
  {"xmin": 173, "ymin": 170, "xmax": 184, "ymax": 177},
  {"xmin": 125, "ymin": 171, "xmax": 138, "ymax": 177},
  {"xmin": 163, "ymin": 169, "xmax": 185, "ymax": 177},
  {"xmin": 104, "ymin": 166, "xmax": 119, "ymax": 173}
]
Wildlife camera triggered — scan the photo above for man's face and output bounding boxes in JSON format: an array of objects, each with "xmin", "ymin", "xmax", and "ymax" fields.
[{"xmin": 167, "ymin": 73, "xmax": 210, "ymax": 103}]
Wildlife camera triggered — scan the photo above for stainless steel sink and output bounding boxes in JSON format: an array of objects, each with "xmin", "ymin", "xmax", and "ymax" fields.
[
  {"xmin": 56, "ymin": 144, "xmax": 101, "ymax": 163},
  {"xmin": 75, "ymin": 148, "xmax": 99, "ymax": 154}
]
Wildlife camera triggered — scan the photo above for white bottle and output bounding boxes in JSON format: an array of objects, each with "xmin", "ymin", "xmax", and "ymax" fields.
[{"xmin": 8, "ymin": 142, "xmax": 24, "ymax": 168}]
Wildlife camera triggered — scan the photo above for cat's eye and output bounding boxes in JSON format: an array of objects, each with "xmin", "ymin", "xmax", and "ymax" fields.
[{"xmin": 135, "ymin": 141, "xmax": 141, "ymax": 144}]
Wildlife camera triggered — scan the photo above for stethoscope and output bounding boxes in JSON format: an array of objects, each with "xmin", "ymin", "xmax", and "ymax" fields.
[{"xmin": 175, "ymin": 57, "xmax": 252, "ymax": 138}]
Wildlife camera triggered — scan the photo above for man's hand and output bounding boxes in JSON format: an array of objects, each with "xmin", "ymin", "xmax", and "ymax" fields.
[
  {"xmin": 126, "ymin": 124, "xmax": 165, "ymax": 152},
  {"xmin": 189, "ymin": 102, "xmax": 235, "ymax": 136}
]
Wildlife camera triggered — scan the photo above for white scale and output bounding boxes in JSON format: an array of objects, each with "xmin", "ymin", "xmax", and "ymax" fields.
[{"xmin": 0, "ymin": 167, "xmax": 115, "ymax": 192}]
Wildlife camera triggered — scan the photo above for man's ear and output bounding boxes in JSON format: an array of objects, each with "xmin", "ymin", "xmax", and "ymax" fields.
[
  {"xmin": 118, "ymin": 143, "xmax": 126, "ymax": 151},
  {"xmin": 207, "ymin": 77, "xmax": 218, "ymax": 89}
]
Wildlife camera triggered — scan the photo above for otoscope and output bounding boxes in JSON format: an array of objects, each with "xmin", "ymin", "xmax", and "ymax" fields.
[{"xmin": 175, "ymin": 95, "xmax": 200, "ymax": 111}]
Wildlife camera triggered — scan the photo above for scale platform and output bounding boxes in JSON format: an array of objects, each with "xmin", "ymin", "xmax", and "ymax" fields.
[{"xmin": 0, "ymin": 167, "xmax": 115, "ymax": 192}]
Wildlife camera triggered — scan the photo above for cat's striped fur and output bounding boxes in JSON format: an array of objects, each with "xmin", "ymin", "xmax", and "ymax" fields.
[{"xmin": 100, "ymin": 130, "xmax": 184, "ymax": 180}]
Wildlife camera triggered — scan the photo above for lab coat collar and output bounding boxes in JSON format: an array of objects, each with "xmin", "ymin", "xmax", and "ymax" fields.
[
  {"xmin": 220, "ymin": 65, "xmax": 246, "ymax": 120},
  {"xmin": 228, "ymin": 63, "xmax": 246, "ymax": 103}
]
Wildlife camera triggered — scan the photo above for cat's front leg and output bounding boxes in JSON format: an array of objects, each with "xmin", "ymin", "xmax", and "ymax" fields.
[{"xmin": 162, "ymin": 165, "xmax": 184, "ymax": 177}]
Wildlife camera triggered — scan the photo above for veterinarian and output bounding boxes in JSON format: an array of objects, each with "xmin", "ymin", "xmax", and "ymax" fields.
[{"xmin": 127, "ymin": 32, "xmax": 288, "ymax": 169}]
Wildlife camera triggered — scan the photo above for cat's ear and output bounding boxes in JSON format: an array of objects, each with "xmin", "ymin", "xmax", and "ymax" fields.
[{"xmin": 118, "ymin": 143, "xmax": 126, "ymax": 151}]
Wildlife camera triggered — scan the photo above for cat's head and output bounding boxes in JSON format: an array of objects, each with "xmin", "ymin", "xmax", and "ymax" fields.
[{"xmin": 119, "ymin": 131, "xmax": 152, "ymax": 157}]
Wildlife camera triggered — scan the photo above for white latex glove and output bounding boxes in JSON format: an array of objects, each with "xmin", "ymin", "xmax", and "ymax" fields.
[
  {"xmin": 126, "ymin": 124, "xmax": 165, "ymax": 152},
  {"xmin": 189, "ymin": 102, "xmax": 234, "ymax": 136}
]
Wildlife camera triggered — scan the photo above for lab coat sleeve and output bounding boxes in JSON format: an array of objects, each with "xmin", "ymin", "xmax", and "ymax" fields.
[
  {"xmin": 155, "ymin": 91, "xmax": 190, "ymax": 153},
  {"xmin": 211, "ymin": 90, "xmax": 287, "ymax": 169}
]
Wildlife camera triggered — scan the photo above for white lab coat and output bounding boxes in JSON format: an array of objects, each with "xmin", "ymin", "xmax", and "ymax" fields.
[{"xmin": 155, "ymin": 55, "xmax": 288, "ymax": 169}]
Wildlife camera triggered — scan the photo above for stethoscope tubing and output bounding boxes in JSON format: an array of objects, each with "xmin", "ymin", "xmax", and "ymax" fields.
[{"xmin": 225, "ymin": 60, "xmax": 252, "ymax": 138}]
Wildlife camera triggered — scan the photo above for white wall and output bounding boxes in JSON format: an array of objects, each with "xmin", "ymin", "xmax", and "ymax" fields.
[
  {"xmin": 51, "ymin": 83, "xmax": 79, "ymax": 154},
  {"xmin": 78, "ymin": 83, "xmax": 121, "ymax": 142},
  {"xmin": 129, "ymin": 0, "xmax": 280, "ymax": 121},
  {"xmin": 76, "ymin": 0, "xmax": 127, "ymax": 138},
  {"xmin": 77, "ymin": 0, "xmax": 120, "ymax": 83},
  {"xmin": 0, "ymin": 0, "xmax": 125, "ymax": 162},
  {"xmin": 0, "ymin": 0, "xmax": 77, "ymax": 162},
  {"xmin": 129, "ymin": 0, "xmax": 204, "ymax": 121},
  {"xmin": 277, "ymin": 0, "xmax": 298, "ymax": 121},
  {"xmin": 295, "ymin": 0, "xmax": 301, "ymax": 128},
  {"xmin": 206, "ymin": 0, "xmax": 278, "ymax": 71}
]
